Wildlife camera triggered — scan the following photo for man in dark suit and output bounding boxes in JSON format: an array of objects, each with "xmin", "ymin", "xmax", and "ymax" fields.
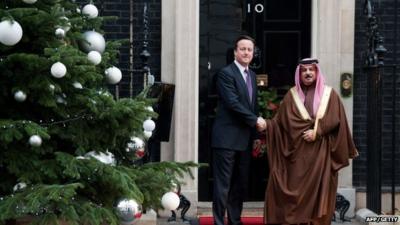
[{"xmin": 211, "ymin": 35, "xmax": 266, "ymax": 225}]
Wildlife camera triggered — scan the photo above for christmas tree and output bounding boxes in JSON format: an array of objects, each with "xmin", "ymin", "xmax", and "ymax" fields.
[{"xmin": 0, "ymin": 1, "xmax": 194, "ymax": 224}]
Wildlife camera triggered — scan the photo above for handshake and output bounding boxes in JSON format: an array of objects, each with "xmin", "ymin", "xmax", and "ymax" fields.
[{"xmin": 256, "ymin": 117, "xmax": 266, "ymax": 132}]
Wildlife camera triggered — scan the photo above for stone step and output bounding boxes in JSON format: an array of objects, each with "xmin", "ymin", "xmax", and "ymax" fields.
[{"xmin": 197, "ymin": 202, "xmax": 264, "ymax": 217}]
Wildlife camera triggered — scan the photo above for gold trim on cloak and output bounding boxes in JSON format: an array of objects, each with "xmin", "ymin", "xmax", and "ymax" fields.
[{"xmin": 290, "ymin": 86, "xmax": 332, "ymax": 140}]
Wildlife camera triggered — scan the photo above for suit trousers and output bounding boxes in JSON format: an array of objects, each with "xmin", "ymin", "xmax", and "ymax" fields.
[{"xmin": 212, "ymin": 147, "xmax": 252, "ymax": 225}]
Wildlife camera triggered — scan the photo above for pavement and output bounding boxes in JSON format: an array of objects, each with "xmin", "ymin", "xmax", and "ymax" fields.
[
  {"xmin": 332, "ymin": 220, "xmax": 364, "ymax": 225},
  {"xmin": 156, "ymin": 216, "xmax": 365, "ymax": 225},
  {"xmin": 155, "ymin": 202, "xmax": 400, "ymax": 225},
  {"xmin": 155, "ymin": 202, "xmax": 368, "ymax": 225}
]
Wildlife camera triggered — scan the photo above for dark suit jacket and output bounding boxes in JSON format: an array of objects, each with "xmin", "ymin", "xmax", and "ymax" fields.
[{"xmin": 211, "ymin": 62, "xmax": 259, "ymax": 151}]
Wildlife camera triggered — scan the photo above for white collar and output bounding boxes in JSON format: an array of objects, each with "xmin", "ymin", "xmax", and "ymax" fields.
[{"xmin": 234, "ymin": 60, "xmax": 248, "ymax": 74}]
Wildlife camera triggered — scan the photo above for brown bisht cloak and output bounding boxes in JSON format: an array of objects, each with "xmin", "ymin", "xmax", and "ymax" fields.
[{"xmin": 264, "ymin": 86, "xmax": 358, "ymax": 225}]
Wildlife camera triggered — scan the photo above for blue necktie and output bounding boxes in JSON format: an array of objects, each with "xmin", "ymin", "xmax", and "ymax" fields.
[{"xmin": 244, "ymin": 69, "xmax": 252, "ymax": 102}]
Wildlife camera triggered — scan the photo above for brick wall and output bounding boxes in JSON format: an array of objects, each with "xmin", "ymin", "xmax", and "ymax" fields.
[
  {"xmin": 353, "ymin": 0, "xmax": 400, "ymax": 189},
  {"xmin": 77, "ymin": 0, "xmax": 161, "ymax": 97}
]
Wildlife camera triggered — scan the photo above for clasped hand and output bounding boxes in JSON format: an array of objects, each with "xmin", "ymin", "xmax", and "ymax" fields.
[
  {"xmin": 256, "ymin": 117, "xmax": 266, "ymax": 132},
  {"xmin": 302, "ymin": 129, "xmax": 316, "ymax": 142}
]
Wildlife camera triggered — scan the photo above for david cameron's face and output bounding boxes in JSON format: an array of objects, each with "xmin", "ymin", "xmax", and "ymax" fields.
[{"xmin": 234, "ymin": 39, "xmax": 254, "ymax": 67}]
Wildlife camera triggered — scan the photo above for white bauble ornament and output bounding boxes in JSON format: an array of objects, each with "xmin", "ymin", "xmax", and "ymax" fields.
[
  {"xmin": 14, "ymin": 90, "xmax": 27, "ymax": 102},
  {"xmin": 82, "ymin": 4, "xmax": 99, "ymax": 19},
  {"xmin": 161, "ymin": 192, "xmax": 180, "ymax": 210},
  {"xmin": 143, "ymin": 119, "xmax": 156, "ymax": 132},
  {"xmin": 85, "ymin": 151, "xmax": 116, "ymax": 165},
  {"xmin": 143, "ymin": 131, "xmax": 152, "ymax": 139},
  {"xmin": 55, "ymin": 28, "xmax": 65, "ymax": 38},
  {"xmin": 146, "ymin": 106, "xmax": 154, "ymax": 112},
  {"xmin": 80, "ymin": 31, "xmax": 106, "ymax": 53},
  {"xmin": 87, "ymin": 51, "xmax": 102, "ymax": 65},
  {"xmin": 50, "ymin": 62, "xmax": 67, "ymax": 78},
  {"xmin": 72, "ymin": 81, "xmax": 83, "ymax": 89},
  {"xmin": 0, "ymin": 20, "xmax": 23, "ymax": 46},
  {"xmin": 59, "ymin": 16, "xmax": 71, "ymax": 32},
  {"xmin": 56, "ymin": 95, "xmax": 67, "ymax": 104},
  {"xmin": 13, "ymin": 182, "xmax": 27, "ymax": 192},
  {"xmin": 22, "ymin": 0, "xmax": 37, "ymax": 3},
  {"xmin": 116, "ymin": 198, "xmax": 142, "ymax": 225},
  {"xmin": 105, "ymin": 66, "xmax": 122, "ymax": 84},
  {"xmin": 29, "ymin": 135, "xmax": 42, "ymax": 147}
]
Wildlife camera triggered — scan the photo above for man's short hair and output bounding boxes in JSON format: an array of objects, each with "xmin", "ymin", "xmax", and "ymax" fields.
[{"xmin": 234, "ymin": 35, "xmax": 255, "ymax": 50}]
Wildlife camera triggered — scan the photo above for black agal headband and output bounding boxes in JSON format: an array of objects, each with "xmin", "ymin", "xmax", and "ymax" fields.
[{"xmin": 299, "ymin": 58, "xmax": 319, "ymax": 65}]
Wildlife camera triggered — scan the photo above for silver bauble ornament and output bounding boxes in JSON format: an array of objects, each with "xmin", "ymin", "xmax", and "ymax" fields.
[
  {"xmin": 126, "ymin": 137, "xmax": 146, "ymax": 159},
  {"xmin": 87, "ymin": 51, "xmax": 102, "ymax": 65},
  {"xmin": 85, "ymin": 151, "xmax": 116, "ymax": 165},
  {"xmin": 104, "ymin": 66, "xmax": 122, "ymax": 84},
  {"xmin": 80, "ymin": 31, "xmax": 106, "ymax": 53},
  {"xmin": 130, "ymin": 137, "xmax": 145, "ymax": 149},
  {"xmin": 50, "ymin": 62, "xmax": 67, "ymax": 78},
  {"xmin": 0, "ymin": 20, "xmax": 23, "ymax": 46},
  {"xmin": 134, "ymin": 148, "xmax": 145, "ymax": 159},
  {"xmin": 161, "ymin": 192, "xmax": 180, "ymax": 210},
  {"xmin": 143, "ymin": 119, "xmax": 156, "ymax": 132},
  {"xmin": 82, "ymin": 4, "xmax": 99, "ymax": 18},
  {"xmin": 29, "ymin": 135, "xmax": 42, "ymax": 147},
  {"xmin": 116, "ymin": 198, "xmax": 142, "ymax": 225},
  {"xmin": 22, "ymin": 0, "xmax": 37, "ymax": 4},
  {"xmin": 14, "ymin": 90, "xmax": 27, "ymax": 102}
]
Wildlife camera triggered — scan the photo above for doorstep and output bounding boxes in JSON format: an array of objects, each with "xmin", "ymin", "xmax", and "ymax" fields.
[{"xmin": 197, "ymin": 202, "xmax": 264, "ymax": 217}]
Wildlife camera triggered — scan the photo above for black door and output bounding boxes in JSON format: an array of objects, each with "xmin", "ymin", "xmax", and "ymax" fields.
[{"xmin": 199, "ymin": 0, "xmax": 311, "ymax": 201}]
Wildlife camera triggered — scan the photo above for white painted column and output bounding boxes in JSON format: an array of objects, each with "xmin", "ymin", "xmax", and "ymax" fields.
[
  {"xmin": 161, "ymin": 0, "xmax": 199, "ymax": 215},
  {"xmin": 161, "ymin": 0, "xmax": 176, "ymax": 162},
  {"xmin": 312, "ymin": 0, "xmax": 356, "ymax": 217},
  {"xmin": 337, "ymin": 0, "xmax": 356, "ymax": 188},
  {"xmin": 313, "ymin": 0, "xmax": 355, "ymax": 187}
]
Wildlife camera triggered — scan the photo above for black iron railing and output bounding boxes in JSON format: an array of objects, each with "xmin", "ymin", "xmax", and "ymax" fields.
[{"xmin": 363, "ymin": 0, "xmax": 387, "ymax": 214}]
